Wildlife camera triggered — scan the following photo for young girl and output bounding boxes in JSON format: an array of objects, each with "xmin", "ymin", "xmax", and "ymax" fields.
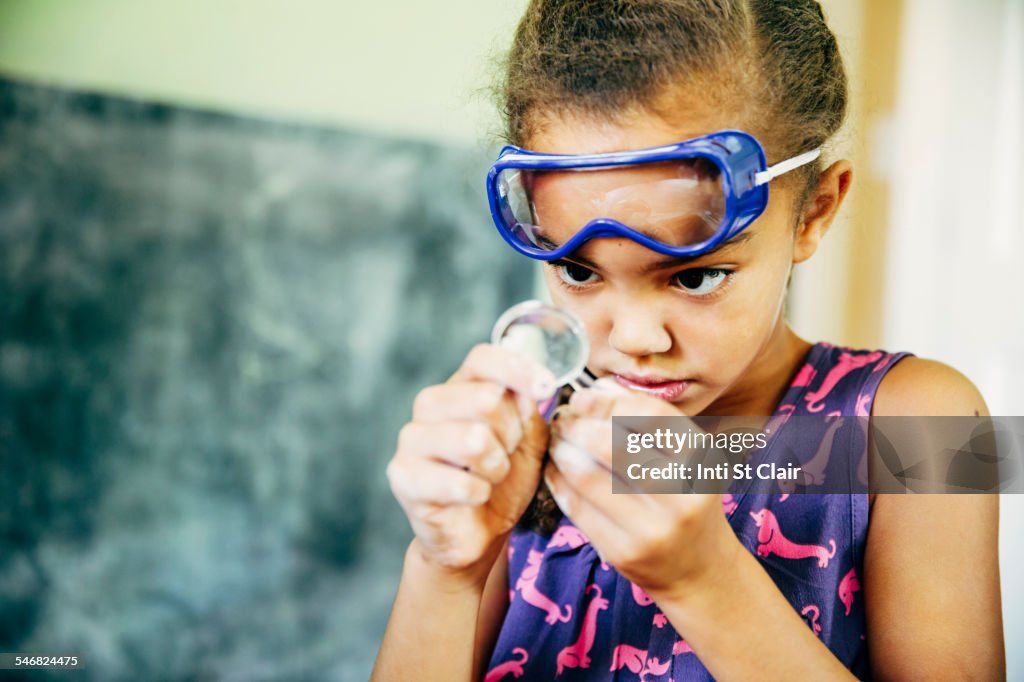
[{"xmin": 373, "ymin": 1, "xmax": 1004, "ymax": 679}]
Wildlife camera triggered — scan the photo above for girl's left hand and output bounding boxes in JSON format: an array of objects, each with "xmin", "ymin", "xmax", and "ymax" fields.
[{"xmin": 544, "ymin": 385, "xmax": 741, "ymax": 601}]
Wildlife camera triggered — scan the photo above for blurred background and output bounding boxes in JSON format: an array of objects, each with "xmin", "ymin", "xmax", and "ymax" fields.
[{"xmin": 0, "ymin": 0, "xmax": 1020, "ymax": 680}]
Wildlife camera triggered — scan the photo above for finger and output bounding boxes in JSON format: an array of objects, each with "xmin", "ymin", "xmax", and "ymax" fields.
[
  {"xmin": 543, "ymin": 462, "xmax": 634, "ymax": 560},
  {"xmin": 387, "ymin": 454, "xmax": 493, "ymax": 507},
  {"xmin": 450, "ymin": 343, "xmax": 557, "ymax": 402},
  {"xmin": 560, "ymin": 412, "xmax": 713, "ymax": 505},
  {"xmin": 412, "ymin": 381, "xmax": 524, "ymax": 453},
  {"xmin": 567, "ymin": 381, "xmax": 622, "ymax": 419},
  {"xmin": 549, "ymin": 427, "xmax": 657, "ymax": 501},
  {"xmin": 553, "ymin": 415, "xmax": 615, "ymax": 468},
  {"xmin": 396, "ymin": 421, "xmax": 511, "ymax": 483},
  {"xmin": 555, "ymin": 414, "xmax": 674, "ymax": 476}
]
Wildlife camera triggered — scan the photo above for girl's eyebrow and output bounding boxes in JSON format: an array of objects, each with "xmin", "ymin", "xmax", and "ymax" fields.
[
  {"xmin": 537, "ymin": 231, "xmax": 755, "ymax": 271},
  {"xmin": 642, "ymin": 232, "xmax": 755, "ymax": 273}
]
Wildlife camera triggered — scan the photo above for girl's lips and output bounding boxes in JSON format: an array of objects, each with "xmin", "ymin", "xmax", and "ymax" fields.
[{"xmin": 612, "ymin": 374, "xmax": 691, "ymax": 402}]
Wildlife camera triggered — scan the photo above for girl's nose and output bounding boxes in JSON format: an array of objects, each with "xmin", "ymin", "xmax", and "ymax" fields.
[{"xmin": 607, "ymin": 301, "xmax": 673, "ymax": 358}]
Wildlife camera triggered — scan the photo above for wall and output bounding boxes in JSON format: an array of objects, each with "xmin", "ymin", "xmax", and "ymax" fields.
[
  {"xmin": 0, "ymin": 0, "xmax": 529, "ymax": 148},
  {"xmin": 0, "ymin": 77, "xmax": 533, "ymax": 681}
]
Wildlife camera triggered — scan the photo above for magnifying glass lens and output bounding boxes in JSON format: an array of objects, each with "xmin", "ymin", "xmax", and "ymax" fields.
[{"xmin": 490, "ymin": 300, "xmax": 589, "ymax": 390}]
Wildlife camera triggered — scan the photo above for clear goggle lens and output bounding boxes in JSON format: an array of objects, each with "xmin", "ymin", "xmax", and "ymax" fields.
[{"xmin": 497, "ymin": 158, "xmax": 727, "ymax": 251}]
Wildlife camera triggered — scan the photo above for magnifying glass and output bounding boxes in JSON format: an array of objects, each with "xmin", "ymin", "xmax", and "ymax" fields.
[{"xmin": 490, "ymin": 300, "xmax": 595, "ymax": 399}]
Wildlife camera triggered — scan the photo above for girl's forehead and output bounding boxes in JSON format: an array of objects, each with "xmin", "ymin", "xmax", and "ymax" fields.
[
  {"xmin": 524, "ymin": 112, "xmax": 704, "ymax": 155},
  {"xmin": 523, "ymin": 92, "xmax": 759, "ymax": 155}
]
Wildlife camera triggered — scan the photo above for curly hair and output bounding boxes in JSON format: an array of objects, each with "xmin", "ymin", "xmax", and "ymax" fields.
[
  {"xmin": 497, "ymin": 0, "xmax": 847, "ymax": 200},
  {"xmin": 500, "ymin": 0, "xmax": 848, "ymax": 534}
]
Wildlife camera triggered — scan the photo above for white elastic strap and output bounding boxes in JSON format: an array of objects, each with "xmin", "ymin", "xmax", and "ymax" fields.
[{"xmin": 753, "ymin": 148, "xmax": 822, "ymax": 186}]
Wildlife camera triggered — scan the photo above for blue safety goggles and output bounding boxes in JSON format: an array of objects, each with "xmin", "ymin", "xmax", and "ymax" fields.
[{"xmin": 486, "ymin": 129, "xmax": 820, "ymax": 260}]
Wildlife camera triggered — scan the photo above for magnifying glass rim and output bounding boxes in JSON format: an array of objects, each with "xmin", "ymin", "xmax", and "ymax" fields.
[{"xmin": 490, "ymin": 299, "xmax": 590, "ymax": 388}]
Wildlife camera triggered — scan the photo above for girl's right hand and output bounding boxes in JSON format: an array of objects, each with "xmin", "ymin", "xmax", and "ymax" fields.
[{"xmin": 386, "ymin": 343, "xmax": 556, "ymax": 578}]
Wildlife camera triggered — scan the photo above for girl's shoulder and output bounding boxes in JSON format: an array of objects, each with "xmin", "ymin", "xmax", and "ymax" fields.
[
  {"xmin": 800, "ymin": 342, "xmax": 986, "ymax": 417},
  {"xmin": 871, "ymin": 355, "xmax": 988, "ymax": 417}
]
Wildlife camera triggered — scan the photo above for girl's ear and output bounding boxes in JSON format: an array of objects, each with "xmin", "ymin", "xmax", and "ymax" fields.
[{"xmin": 792, "ymin": 160, "xmax": 853, "ymax": 264}]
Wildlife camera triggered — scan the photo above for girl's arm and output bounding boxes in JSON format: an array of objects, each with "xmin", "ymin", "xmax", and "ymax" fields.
[
  {"xmin": 372, "ymin": 344, "xmax": 553, "ymax": 680},
  {"xmin": 644, "ymin": 535, "xmax": 859, "ymax": 680},
  {"xmin": 371, "ymin": 536, "xmax": 510, "ymax": 681},
  {"xmin": 475, "ymin": 536, "xmax": 512, "ymax": 677},
  {"xmin": 863, "ymin": 358, "xmax": 1005, "ymax": 679}
]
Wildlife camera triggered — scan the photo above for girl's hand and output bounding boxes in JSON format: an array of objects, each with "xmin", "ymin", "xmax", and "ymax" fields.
[
  {"xmin": 387, "ymin": 344, "xmax": 556, "ymax": 579},
  {"xmin": 544, "ymin": 386, "xmax": 740, "ymax": 600}
]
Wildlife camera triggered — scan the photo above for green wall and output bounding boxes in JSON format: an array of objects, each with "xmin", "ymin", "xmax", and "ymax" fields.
[{"xmin": 0, "ymin": 0, "xmax": 528, "ymax": 146}]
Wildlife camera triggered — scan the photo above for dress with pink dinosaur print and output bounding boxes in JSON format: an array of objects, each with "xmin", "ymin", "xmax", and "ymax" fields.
[{"xmin": 484, "ymin": 342, "xmax": 911, "ymax": 681}]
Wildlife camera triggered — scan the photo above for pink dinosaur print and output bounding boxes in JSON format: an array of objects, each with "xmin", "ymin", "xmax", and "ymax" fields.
[
  {"xmin": 804, "ymin": 351, "xmax": 883, "ymax": 412},
  {"xmin": 653, "ymin": 613, "xmax": 669, "ymax": 628},
  {"xmin": 778, "ymin": 493, "xmax": 790, "ymax": 502},
  {"xmin": 801, "ymin": 604, "xmax": 822, "ymax": 636},
  {"xmin": 763, "ymin": 403, "xmax": 796, "ymax": 438},
  {"xmin": 672, "ymin": 638, "xmax": 693, "ymax": 655},
  {"xmin": 721, "ymin": 493, "xmax": 738, "ymax": 515},
  {"xmin": 839, "ymin": 568, "xmax": 861, "ymax": 616},
  {"xmin": 779, "ymin": 416, "xmax": 844, "ymax": 494},
  {"xmin": 610, "ymin": 644, "xmax": 670, "ymax": 680},
  {"xmin": 555, "ymin": 584, "xmax": 609, "ymax": 675},
  {"xmin": 547, "ymin": 524, "xmax": 590, "ymax": 550},
  {"xmin": 793, "ymin": 362, "xmax": 817, "ymax": 387},
  {"xmin": 855, "ymin": 392, "xmax": 872, "ymax": 417},
  {"xmin": 642, "ymin": 656, "xmax": 671, "ymax": 679},
  {"xmin": 749, "ymin": 509, "xmax": 837, "ymax": 568},
  {"xmin": 872, "ymin": 353, "xmax": 893, "ymax": 373},
  {"xmin": 485, "ymin": 647, "xmax": 528, "ymax": 682},
  {"xmin": 610, "ymin": 644, "xmax": 647, "ymax": 675},
  {"xmin": 631, "ymin": 582, "xmax": 655, "ymax": 607},
  {"xmin": 515, "ymin": 549, "xmax": 573, "ymax": 624}
]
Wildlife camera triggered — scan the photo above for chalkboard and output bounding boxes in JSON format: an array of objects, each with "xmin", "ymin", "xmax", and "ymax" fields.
[{"xmin": 0, "ymin": 76, "xmax": 533, "ymax": 681}]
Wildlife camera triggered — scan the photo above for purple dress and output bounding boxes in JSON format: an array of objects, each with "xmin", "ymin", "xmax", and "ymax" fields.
[{"xmin": 484, "ymin": 342, "xmax": 911, "ymax": 681}]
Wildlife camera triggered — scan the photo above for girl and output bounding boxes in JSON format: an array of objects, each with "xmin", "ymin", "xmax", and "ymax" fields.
[{"xmin": 373, "ymin": 1, "xmax": 1004, "ymax": 679}]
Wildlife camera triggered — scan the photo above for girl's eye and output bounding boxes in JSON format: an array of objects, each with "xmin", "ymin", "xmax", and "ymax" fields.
[
  {"xmin": 674, "ymin": 268, "xmax": 730, "ymax": 295},
  {"xmin": 554, "ymin": 261, "xmax": 599, "ymax": 287}
]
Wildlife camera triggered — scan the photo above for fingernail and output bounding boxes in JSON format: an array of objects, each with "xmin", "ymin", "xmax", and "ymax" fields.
[
  {"xmin": 467, "ymin": 426, "xmax": 488, "ymax": 453},
  {"xmin": 551, "ymin": 439, "xmax": 594, "ymax": 475},
  {"xmin": 485, "ymin": 449, "xmax": 506, "ymax": 473},
  {"xmin": 532, "ymin": 372, "xmax": 557, "ymax": 400},
  {"xmin": 544, "ymin": 472, "xmax": 572, "ymax": 515},
  {"xmin": 472, "ymin": 485, "xmax": 490, "ymax": 505}
]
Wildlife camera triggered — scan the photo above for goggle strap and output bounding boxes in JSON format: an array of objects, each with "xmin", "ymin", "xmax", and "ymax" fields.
[{"xmin": 753, "ymin": 148, "xmax": 822, "ymax": 186}]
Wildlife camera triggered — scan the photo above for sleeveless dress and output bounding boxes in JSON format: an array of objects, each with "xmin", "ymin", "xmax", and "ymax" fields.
[{"xmin": 484, "ymin": 342, "xmax": 912, "ymax": 681}]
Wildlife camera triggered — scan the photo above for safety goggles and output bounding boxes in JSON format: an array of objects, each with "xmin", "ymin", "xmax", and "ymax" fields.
[{"xmin": 486, "ymin": 129, "xmax": 820, "ymax": 260}]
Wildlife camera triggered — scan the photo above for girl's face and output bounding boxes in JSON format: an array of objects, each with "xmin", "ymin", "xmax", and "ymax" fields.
[{"xmin": 526, "ymin": 110, "xmax": 813, "ymax": 416}]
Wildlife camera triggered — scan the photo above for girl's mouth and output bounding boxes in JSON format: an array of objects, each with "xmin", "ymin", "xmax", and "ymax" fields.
[{"xmin": 612, "ymin": 374, "xmax": 691, "ymax": 402}]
